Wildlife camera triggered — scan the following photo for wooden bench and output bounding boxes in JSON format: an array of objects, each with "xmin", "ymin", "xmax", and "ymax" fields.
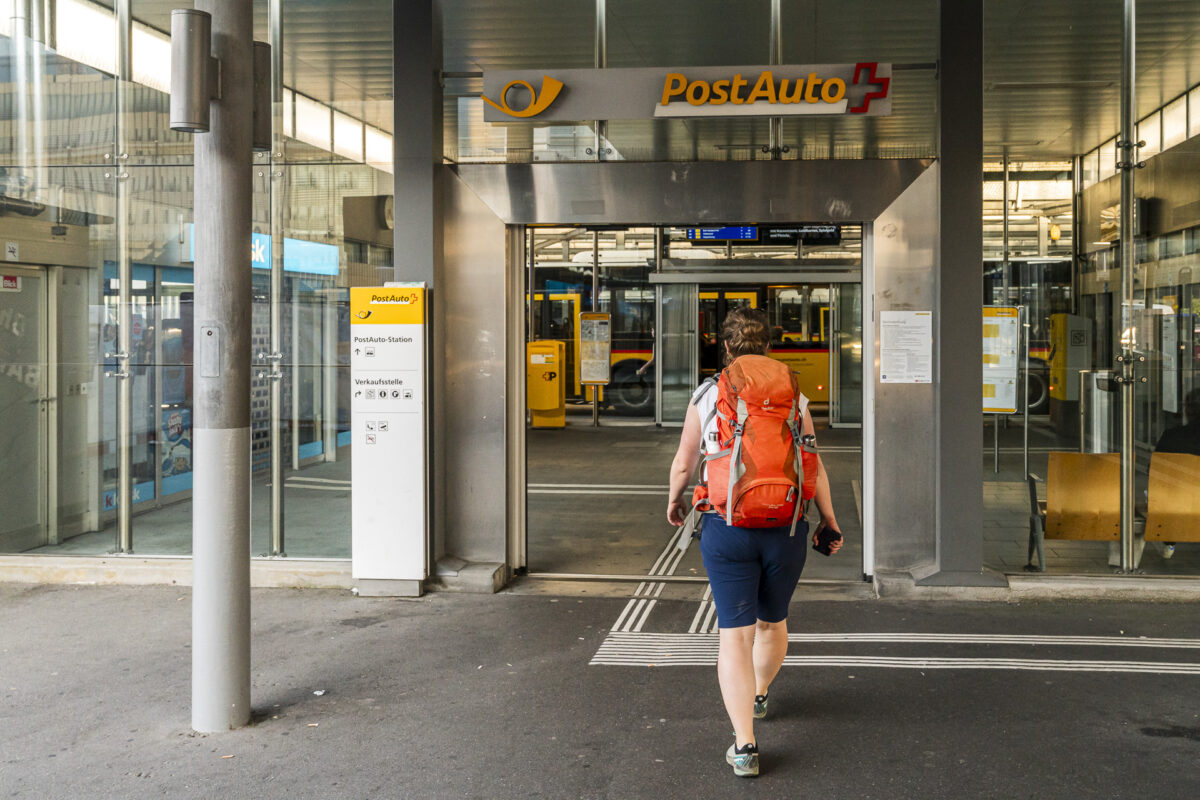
[
  {"xmin": 1026, "ymin": 452, "xmax": 1120, "ymax": 572},
  {"xmin": 1144, "ymin": 452, "xmax": 1200, "ymax": 543}
]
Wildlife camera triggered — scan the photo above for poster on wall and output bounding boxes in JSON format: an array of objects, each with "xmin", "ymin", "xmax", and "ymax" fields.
[
  {"xmin": 161, "ymin": 408, "xmax": 193, "ymax": 495},
  {"xmin": 1162, "ymin": 311, "xmax": 1179, "ymax": 414},
  {"xmin": 880, "ymin": 310, "xmax": 932, "ymax": 383},
  {"xmin": 578, "ymin": 312, "xmax": 612, "ymax": 385},
  {"xmin": 982, "ymin": 306, "xmax": 1021, "ymax": 414}
]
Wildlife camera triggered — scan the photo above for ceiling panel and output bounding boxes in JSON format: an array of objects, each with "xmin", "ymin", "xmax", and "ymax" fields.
[{"xmin": 108, "ymin": 0, "xmax": 1200, "ymax": 159}]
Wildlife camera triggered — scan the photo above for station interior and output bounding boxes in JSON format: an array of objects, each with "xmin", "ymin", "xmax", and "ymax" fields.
[{"xmin": 1, "ymin": 0, "xmax": 1200, "ymax": 585}]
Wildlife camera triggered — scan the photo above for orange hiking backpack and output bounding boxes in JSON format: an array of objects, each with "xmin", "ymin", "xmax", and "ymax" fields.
[{"xmin": 691, "ymin": 354, "xmax": 818, "ymax": 535}]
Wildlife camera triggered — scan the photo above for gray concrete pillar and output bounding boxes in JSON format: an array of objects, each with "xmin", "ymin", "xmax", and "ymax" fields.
[
  {"xmin": 915, "ymin": 0, "xmax": 1002, "ymax": 586},
  {"xmin": 191, "ymin": 0, "xmax": 253, "ymax": 731},
  {"xmin": 393, "ymin": 0, "xmax": 443, "ymax": 285},
  {"xmin": 392, "ymin": 1, "xmax": 443, "ymax": 584}
]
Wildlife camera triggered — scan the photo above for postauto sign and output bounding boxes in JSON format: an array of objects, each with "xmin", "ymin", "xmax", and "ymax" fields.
[{"xmin": 482, "ymin": 63, "xmax": 890, "ymax": 123}]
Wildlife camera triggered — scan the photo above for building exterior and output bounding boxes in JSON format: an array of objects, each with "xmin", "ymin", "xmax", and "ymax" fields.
[{"xmin": 2, "ymin": 0, "xmax": 1199, "ymax": 593}]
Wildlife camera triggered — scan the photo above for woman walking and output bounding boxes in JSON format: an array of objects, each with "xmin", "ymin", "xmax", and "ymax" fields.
[{"xmin": 666, "ymin": 306, "xmax": 842, "ymax": 778}]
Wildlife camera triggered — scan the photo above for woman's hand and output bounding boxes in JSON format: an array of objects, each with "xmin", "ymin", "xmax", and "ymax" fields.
[
  {"xmin": 813, "ymin": 520, "xmax": 844, "ymax": 554},
  {"xmin": 667, "ymin": 498, "xmax": 689, "ymax": 527}
]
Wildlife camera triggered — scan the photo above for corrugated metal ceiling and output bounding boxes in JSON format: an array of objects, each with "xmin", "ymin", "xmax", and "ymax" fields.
[{"xmin": 116, "ymin": 0, "xmax": 1200, "ymax": 159}]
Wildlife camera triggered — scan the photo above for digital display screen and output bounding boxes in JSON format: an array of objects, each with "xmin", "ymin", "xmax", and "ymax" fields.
[{"xmin": 686, "ymin": 226, "xmax": 758, "ymax": 241}]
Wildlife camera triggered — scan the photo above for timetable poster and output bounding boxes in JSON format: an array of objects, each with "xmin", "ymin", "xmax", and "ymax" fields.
[
  {"xmin": 982, "ymin": 306, "xmax": 1020, "ymax": 414},
  {"xmin": 578, "ymin": 312, "xmax": 612, "ymax": 385}
]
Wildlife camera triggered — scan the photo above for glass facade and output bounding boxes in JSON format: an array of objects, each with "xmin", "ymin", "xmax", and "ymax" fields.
[
  {"xmin": 982, "ymin": 62, "xmax": 1200, "ymax": 576},
  {"xmin": 0, "ymin": 0, "xmax": 393, "ymax": 558},
  {"xmin": 2, "ymin": 0, "xmax": 1198, "ymax": 584}
]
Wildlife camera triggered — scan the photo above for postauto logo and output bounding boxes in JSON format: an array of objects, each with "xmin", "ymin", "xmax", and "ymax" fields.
[
  {"xmin": 659, "ymin": 62, "xmax": 889, "ymax": 114},
  {"xmin": 482, "ymin": 75, "xmax": 565, "ymax": 118}
]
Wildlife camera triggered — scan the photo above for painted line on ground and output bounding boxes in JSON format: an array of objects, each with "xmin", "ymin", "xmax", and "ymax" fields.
[
  {"xmin": 609, "ymin": 524, "xmax": 695, "ymax": 633},
  {"xmin": 600, "ymin": 632, "xmax": 1200, "ymax": 649},
  {"xmin": 590, "ymin": 632, "xmax": 1200, "ymax": 672},
  {"xmin": 285, "ymin": 476, "xmax": 351, "ymax": 484},
  {"xmin": 687, "ymin": 585, "xmax": 713, "ymax": 634}
]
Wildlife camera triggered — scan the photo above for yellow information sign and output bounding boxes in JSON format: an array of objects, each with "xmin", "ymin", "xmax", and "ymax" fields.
[{"xmin": 350, "ymin": 286, "xmax": 425, "ymax": 325}]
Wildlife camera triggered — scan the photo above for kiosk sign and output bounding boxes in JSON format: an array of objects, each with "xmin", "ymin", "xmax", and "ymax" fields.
[{"xmin": 350, "ymin": 285, "xmax": 427, "ymax": 583}]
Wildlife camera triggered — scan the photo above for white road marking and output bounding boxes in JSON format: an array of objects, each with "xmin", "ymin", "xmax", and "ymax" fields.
[
  {"xmin": 687, "ymin": 586, "xmax": 713, "ymax": 634},
  {"xmin": 284, "ymin": 476, "xmax": 351, "ymax": 484},
  {"xmin": 589, "ymin": 632, "xmax": 1200, "ymax": 672},
  {"xmin": 598, "ymin": 632, "xmax": 1200, "ymax": 649}
]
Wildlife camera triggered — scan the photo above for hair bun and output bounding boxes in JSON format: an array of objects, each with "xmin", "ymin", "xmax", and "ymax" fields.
[{"xmin": 721, "ymin": 306, "xmax": 771, "ymax": 363}]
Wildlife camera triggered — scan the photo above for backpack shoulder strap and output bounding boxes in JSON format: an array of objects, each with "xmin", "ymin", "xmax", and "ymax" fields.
[{"xmin": 690, "ymin": 376, "xmax": 718, "ymax": 406}]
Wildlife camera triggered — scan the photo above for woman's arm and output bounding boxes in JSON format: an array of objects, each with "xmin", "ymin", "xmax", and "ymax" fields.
[
  {"xmin": 802, "ymin": 413, "xmax": 843, "ymax": 552},
  {"xmin": 667, "ymin": 403, "xmax": 703, "ymax": 526}
]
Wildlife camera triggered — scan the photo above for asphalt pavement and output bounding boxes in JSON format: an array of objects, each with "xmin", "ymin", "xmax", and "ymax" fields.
[{"xmin": 2, "ymin": 582, "xmax": 1199, "ymax": 799}]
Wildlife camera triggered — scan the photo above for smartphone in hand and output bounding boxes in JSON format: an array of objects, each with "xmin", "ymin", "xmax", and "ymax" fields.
[{"xmin": 812, "ymin": 521, "xmax": 842, "ymax": 556}]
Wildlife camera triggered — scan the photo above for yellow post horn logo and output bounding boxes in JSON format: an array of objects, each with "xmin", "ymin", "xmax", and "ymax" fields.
[{"xmin": 482, "ymin": 75, "xmax": 564, "ymax": 118}]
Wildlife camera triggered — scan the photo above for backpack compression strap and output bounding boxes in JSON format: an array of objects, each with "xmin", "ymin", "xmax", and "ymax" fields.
[
  {"xmin": 725, "ymin": 397, "xmax": 750, "ymax": 525},
  {"xmin": 787, "ymin": 398, "xmax": 804, "ymax": 538}
]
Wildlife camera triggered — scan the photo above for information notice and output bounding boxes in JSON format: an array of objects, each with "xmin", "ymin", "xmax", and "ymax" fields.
[
  {"xmin": 880, "ymin": 310, "xmax": 932, "ymax": 383},
  {"xmin": 578, "ymin": 312, "xmax": 612, "ymax": 385},
  {"xmin": 982, "ymin": 306, "xmax": 1021, "ymax": 414}
]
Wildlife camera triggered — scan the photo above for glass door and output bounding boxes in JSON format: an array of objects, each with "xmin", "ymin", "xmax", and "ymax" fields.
[
  {"xmin": 830, "ymin": 282, "xmax": 864, "ymax": 426},
  {"xmin": 656, "ymin": 283, "xmax": 698, "ymax": 424},
  {"xmin": 0, "ymin": 268, "xmax": 48, "ymax": 551}
]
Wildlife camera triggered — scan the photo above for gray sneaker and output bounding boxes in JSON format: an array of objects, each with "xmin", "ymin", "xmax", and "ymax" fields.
[
  {"xmin": 726, "ymin": 742, "xmax": 759, "ymax": 777},
  {"xmin": 754, "ymin": 693, "xmax": 768, "ymax": 719}
]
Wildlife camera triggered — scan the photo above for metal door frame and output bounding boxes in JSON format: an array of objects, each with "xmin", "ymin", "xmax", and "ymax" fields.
[{"xmin": 0, "ymin": 265, "xmax": 53, "ymax": 550}]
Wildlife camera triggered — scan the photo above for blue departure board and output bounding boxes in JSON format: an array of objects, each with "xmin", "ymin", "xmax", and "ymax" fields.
[{"xmin": 686, "ymin": 226, "xmax": 758, "ymax": 241}]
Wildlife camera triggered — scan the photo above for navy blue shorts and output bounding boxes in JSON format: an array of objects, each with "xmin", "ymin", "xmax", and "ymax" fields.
[{"xmin": 699, "ymin": 514, "xmax": 809, "ymax": 629}]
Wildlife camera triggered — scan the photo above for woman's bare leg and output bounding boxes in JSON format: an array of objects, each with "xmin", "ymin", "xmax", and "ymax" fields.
[
  {"xmin": 753, "ymin": 618, "xmax": 789, "ymax": 696},
  {"xmin": 717, "ymin": 625, "xmax": 757, "ymax": 747}
]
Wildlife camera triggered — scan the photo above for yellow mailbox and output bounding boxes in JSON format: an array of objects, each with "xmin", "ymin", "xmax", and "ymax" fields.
[{"xmin": 527, "ymin": 340, "xmax": 566, "ymax": 428}]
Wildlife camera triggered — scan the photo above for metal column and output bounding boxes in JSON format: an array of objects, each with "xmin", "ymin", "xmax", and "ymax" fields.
[
  {"xmin": 1002, "ymin": 150, "xmax": 1010, "ymax": 303},
  {"xmin": 592, "ymin": 231, "xmax": 600, "ymax": 426},
  {"xmin": 593, "ymin": 0, "xmax": 608, "ymax": 160},
  {"xmin": 192, "ymin": 0, "xmax": 253, "ymax": 732},
  {"xmin": 1116, "ymin": 0, "xmax": 1138, "ymax": 573},
  {"xmin": 919, "ymin": 0, "xmax": 999, "ymax": 585},
  {"xmin": 768, "ymin": 0, "xmax": 783, "ymax": 158},
  {"xmin": 264, "ymin": 0, "xmax": 286, "ymax": 556},
  {"xmin": 114, "ymin": 0, "xmax": 134, "ymax": 553}
]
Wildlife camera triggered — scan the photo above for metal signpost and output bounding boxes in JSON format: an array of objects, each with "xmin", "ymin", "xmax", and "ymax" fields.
[
  {"xmin": 982, "ymin": 306, "xmax": 1022, "ymax": 474},
  {"xmin": 349, "ymin": 285, "xmax": 429, "ymax": 595}
]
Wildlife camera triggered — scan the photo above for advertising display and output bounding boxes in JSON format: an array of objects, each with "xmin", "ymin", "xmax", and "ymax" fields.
[
  {"xmin": 350, "ymin": 285, "xmax": 427, "ymax": 583},
  {"xmin": 160, "ymin": 408, "xmax": 193, "ymax": 495}
]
